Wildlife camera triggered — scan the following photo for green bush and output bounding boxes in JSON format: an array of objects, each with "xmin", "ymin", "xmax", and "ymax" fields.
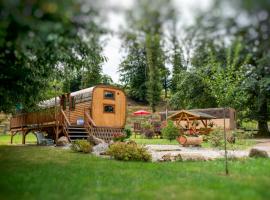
[
  {"xmin": 124, "ymin": 128, "xmax": 132, "ymax": 139},
  {"xmin": 112, "ymin": 133, "xmax": 126, "ymax": 142},
  {"xmin": 205, "ymin": 129, "xmax": 224, "ymax": 147},
  {"xmin": 141, "ymin": 121, "xmax": 155, "ymax": 139},
  {"xmin": 161, "ymin": 120, "xmax": 179, "ymax": 141},
  {"xmin": 249, "ymin": 148, "xmax": 268, "ymax": 158},
  {"xmin": 71, "ymin": 140, "xmax": 92, "ymax": 153},
  {"xmin": 107, "ymin": 142, "xmax": 151, "ymax": 162},
  {"xmin": 232, "ymin": 130, "xmax": 254, "ymax": 139}
]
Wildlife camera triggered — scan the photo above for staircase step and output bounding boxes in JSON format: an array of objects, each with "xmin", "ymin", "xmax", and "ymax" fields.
[
  {"xmin": 68, "ymin": 127, "xmax": 86, "ymax": 130},
  {"xmin": 69, "ymin": 125, "xmax": 84, "ymax": 128},
  {"xmin": 67, "ymin": 125, "xmax": 89, "ymax": 141},
  {"xmin": 68, "ymin": 131, "xmax": 88, "ymax": 134},
  {"xmin": 68, "ymin": 130, "xmax": 87, "ymax": 133},
  {"xmin": 69, "ymin": 135, "xmax": 89, "ymax": 138}
]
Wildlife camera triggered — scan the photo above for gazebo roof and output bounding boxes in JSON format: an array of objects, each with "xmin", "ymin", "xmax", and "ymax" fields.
[{"xmin": 168, "ymin": 110, "xmax": 216, "ymax": 121}]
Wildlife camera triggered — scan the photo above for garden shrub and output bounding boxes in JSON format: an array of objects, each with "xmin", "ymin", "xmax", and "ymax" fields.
[
  {"xmin": 205, "ymin": 129, "xmax": 224, "ymax": 147},
  {"xmin": 144, "ymin": 129, "xmax": 155, "ymax": 139},
  {"xmin": 142, "ymin": 121, "xmax": 155, "ymax": 139},
  {"xmin": 124, "ymin": 128, "xmax": 132, "ymax": 139},
  {"xmin": 161, "ymin": 120, "xmax": 179, "ymax": 141},
  {"xmin": 107, "ymin": 142, "xmax": 151, "ymax": 162},
  {"xmin": 112, "ymin": 133, "xmax": 126, "ymax": 142},
  {"xmin": 249, "ymin": 148, "xmax": 268, "ymax": 158},
  {"xmin": 232, "ymin": 130, "xmax": 254, "ymax": 139},
  {"xmin": 71, "ymin": 140, "xmax": 92, "ymax": 153},
  {"xmin": 206, "ymin": 129, "xmax": 236, "ymax": 147}
]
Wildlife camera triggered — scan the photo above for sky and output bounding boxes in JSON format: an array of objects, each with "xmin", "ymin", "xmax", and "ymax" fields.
[{"xmin": 101, "ymin": 0, "xmax": 212, "ymax": 83}]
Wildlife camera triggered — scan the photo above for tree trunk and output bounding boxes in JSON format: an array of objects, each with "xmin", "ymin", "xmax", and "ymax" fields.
[
  {"xmin": 164, "ymin": 87, "xmax": 168, "ymax": 99},
  {"xmin": 152, "ymin": 105, "xmax": 156, "ymax": 113},
  {"xmin": 257, "ymin": 97, "xmax": 269, "ymax": 137},
  {"xmin": 257, "ymin": 120, "xmax": 269, "ymax": 137}
]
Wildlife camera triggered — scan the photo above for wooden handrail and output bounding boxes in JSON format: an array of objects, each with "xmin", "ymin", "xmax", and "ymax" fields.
[
  {"xmin": 84, "ymin": 111, "xmax": 96, "ymax": 127},
  {"xmin": 60, "ymin": 109, "xmax": 71, "ymax": 126}
]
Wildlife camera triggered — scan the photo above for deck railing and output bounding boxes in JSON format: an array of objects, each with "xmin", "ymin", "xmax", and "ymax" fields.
[
  {"xmin": 84, "ymin": 110, "xmax": 96, "ymax": 135},
  {"xmin": 59, "ymin": 109, "xmax": 71, "ymax": 141},
  {"xmin": 10, "ymin": 110, "xmax": 55, "ymax": 129}
]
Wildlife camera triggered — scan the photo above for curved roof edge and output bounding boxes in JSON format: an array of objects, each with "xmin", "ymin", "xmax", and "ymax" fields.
[{"xmin": 39, "ymin": 85, "xmax": 124, "ymax": 108}]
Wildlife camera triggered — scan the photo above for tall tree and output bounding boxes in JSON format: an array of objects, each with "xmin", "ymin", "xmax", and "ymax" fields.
[
  {"xmin": 119, "ymin": 0, "xmax": 174, "ymax": 105},
  {"xmin": 0, "ymin": 0, "xmax": 105, "ymax": 112},
  {"xmin": 170, "ymin": 17, "xmax": 186, "ymax": 94},
  {"xmin": 185, "ymin": 0, "xmax": 270, "ymax": 135},
  {"xmin": 119, "ymin": 32, "xmax": 148, "ymax": 102},
  {"xmin": 146, "ymin": 34, "xmax": 162, "ymax": 112}
]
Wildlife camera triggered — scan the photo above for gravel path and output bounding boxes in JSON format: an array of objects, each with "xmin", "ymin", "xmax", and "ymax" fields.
[{"xmin": 146, "ymin": 139, "xmax": 270, "ymax": 162}]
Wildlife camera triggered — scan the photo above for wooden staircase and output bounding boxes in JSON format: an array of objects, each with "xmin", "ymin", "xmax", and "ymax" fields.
[
  {"xmin": 59, "ymin": 109, "xmax": 90, "ymax": 142},
  {"xmin": 67, "ymin": 125, "xmax": 89, "ymax": 142},
  {"xmin": 59, "ymin": 109, "xmax": 123, "ymax": 143}
]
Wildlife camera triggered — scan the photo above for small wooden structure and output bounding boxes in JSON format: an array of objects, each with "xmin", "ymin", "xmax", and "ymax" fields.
[
  {"xmin": 168, "ymin": 110, "xmax": 216, "ymax": 131},
  {"xmin": 160, "ymin": 108, "xmax": 236, "ymax": 130},
  {"xmin": 10, "ymin": 85, "xmax": 127, "ymax": 143}
]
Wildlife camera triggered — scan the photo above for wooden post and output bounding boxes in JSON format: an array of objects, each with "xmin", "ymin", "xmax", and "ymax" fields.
[
  {"xmin": 22, "ymin": 131, "xmax": 26, "ymax": 144},
  {"xmin": 55, "ymin": 126, "xmax": 59, "ymax": 143},
  {"xmin": 184, "ymin": 114, "xmax": 190, "ymax": 129},
  {"xmin": 10, "ymin": 132, "xmax": 15, "ymax": 144},
  {"xmin": 223, "ymin": 107, "xmax": 229, "ymax": 175}
]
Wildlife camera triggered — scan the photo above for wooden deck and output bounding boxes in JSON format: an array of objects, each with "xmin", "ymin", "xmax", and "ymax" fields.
[
  {"xmin": 10, "ymin": 109, "xmax": 55, "ymax": 129},
  {"xmin": 10, "ymin": 109, "xmax": 124, "ymax": 144}
]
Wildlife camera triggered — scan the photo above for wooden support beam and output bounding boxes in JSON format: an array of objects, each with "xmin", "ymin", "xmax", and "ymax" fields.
[
  {"xmin": 10, "ymin": 132, "xmax": 17, "ymax": 144},
  {"xmin": 201, "ymin": 119, "xmax": 207, "ymax": 128},
  {"xmin": 184, "ymin": 113, "xmax": 190, "ymax": 129},
  {"xmin": 22, "ymin": 131, "xmax": 26, "ymax": 144},
  {"xmin": 176, "ymin": 113, "xmax": 183, "ymax": 126}
]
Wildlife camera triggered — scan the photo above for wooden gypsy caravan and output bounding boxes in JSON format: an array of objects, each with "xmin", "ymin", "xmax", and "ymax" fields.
[{"xmin": 10, "ymin": 85, "xmax": 127, "ymax": 143}]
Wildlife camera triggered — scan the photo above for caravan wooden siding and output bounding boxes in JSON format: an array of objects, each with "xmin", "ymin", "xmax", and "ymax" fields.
[
  {"xmin": 64, "ymin": 101, "xmax": 91, "ymax": 124},
  {"xmin": 91, "ymin": 86, "xmax": 126, "ymax": 128}
]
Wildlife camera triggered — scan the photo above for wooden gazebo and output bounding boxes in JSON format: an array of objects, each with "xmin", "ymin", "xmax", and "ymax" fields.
[{"xmin": 168, "ymin": 110, "xmax": 216, "ymax": 129}]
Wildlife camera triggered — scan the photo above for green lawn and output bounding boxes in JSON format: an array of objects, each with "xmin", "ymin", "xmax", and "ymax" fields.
[
  {"xmin": 132, "ymin": 135, "xmax": 179, "ymax": 145},
  {"xmin": 0, "ymin": 145, "xmax": 270, "ymax": 200},
  {"xmin": 132, "ymin": 135, "xmax": 255, "ymax": 150},
  {"xmin": 0, "ymin": 133, "xmax": 37, "ymax": 145}
]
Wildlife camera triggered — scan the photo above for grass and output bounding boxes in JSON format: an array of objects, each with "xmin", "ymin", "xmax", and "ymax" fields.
[
  {"xmin": 0, "ymin": 145, "xmax": 270, "ymax": 200},
  {"xmin": 0, "ymin": 133, "xmax": 37, "ymax": 145},
  {"xmin": 132, "ymin": 135, "xmax": 255, "ymax": 149},
  {"xmin": 131, "ymin": 135, "xmax": 179, "ymax": 145},
  {"xmin": 0, "ymin": 132, "xmax": 255, "ymax": 150},
  {"xmin": 201, "ymin": 139, "xmax": 256, "ymax": 150}
]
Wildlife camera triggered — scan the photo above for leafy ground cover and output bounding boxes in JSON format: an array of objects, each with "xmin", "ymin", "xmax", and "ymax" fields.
[{"xmin": 0, "ymin": 145, "xmax": 270, "ymax": 200}]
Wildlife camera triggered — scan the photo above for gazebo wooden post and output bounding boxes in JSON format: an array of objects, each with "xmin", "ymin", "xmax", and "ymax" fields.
[
  {"xmin": 184, "ymin": 114, "xmax": 190, "ymax": 129},
  {"xmin": 176, "ymin": 113, "xmax": 183, "ymax": 127},
  {"xmin": 201, "ymin": 119, "xmax": 207, "ymax": 128}
]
